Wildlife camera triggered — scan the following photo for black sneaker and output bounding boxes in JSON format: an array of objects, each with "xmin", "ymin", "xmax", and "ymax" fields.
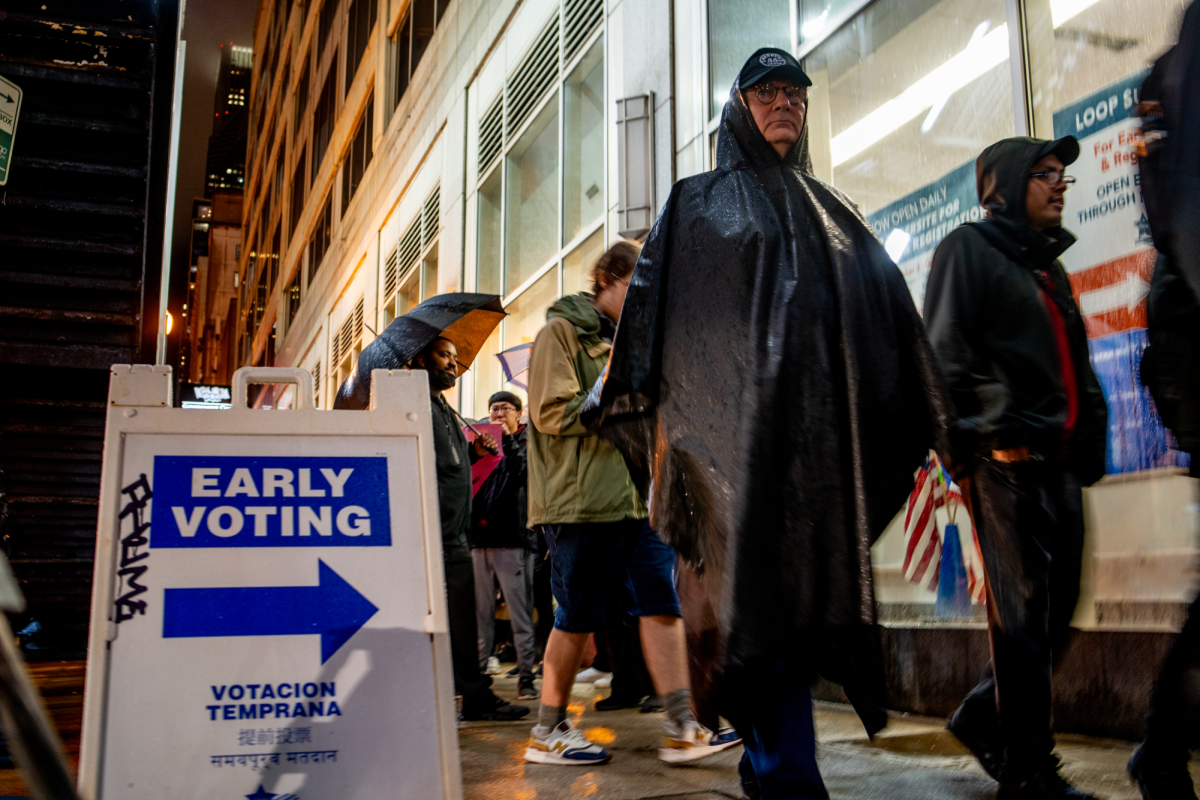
[
  {"xmin": 997, "ymin": 759, "xmax": 1097, "ymax": 800},
  {"xmin": 460, "ymin": 701, "xmax": 530, "ymax": 721},
  {"xmin": 1128, "ymin": 742, "xmax": 1198, "ymax": 800},
  {"xmin": 506, "ymin": 666, "xmax": 521, "ymax": 677},
  {"xmin": 947, "ymin": 703, "xmax": 1004, "ymax": 781},
  {"xmin": 595, "ymin": 694, "xmax": 646, "ymax": 711},
  {"xmin": 517, "ymin": 676, "xmax": 539, "ymax": 700}
]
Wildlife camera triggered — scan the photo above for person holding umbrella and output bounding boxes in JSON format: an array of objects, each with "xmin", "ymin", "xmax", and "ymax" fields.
[{"xmin": 335, "ymin": 294, "xmax": 529, "ymax": 721}]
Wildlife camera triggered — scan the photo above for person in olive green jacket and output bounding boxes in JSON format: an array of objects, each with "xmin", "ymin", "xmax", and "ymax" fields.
[{"xmin": 523, "ymin": 242, "xmax": 739, "ymax": 768}]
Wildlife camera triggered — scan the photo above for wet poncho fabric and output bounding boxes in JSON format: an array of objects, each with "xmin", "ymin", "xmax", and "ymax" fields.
[{"xmin": 587, "ymin": 79, "xmax": 952, "ymax": 729}]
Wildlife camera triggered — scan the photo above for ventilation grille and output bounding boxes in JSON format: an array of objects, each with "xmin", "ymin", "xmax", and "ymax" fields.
[
  {"xmin": 312, "ymin": 361, "xmax": 321, "ymax": 403},
  {"xmin": 423, "ymin": 185, "xmax": 440, "ymax": 244},
  {"xmin": 564, "ymin": 0, "xmax": 602, "ymax": 61},
  {"xmin": 397, "ymin": 218, "xmax": 422, "ymax": 278},
  {"xmin": 479, "ymin": 97, "xmax": 503, "ymax": 174},
  {"xmin": 331, "ymin": 326, "xmax": 342, "ymax": 365},
  {"xmin": 353, "ymin": 297, "xmax": 364, "ymax": 341},
  {"xmin": 338, "ymin": 314, "xmax": 354, "ymax": 364},
  {"xmin": 506, "ymin": 15, "xmax": 560, "ymax": 139},
  {"xmin": 384, "ymin": 245, "xmax": 399, "ymax": 299}
]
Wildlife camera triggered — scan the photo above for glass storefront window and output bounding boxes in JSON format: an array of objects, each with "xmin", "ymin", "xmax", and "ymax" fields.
[
  {"xmin": 707, "ymin": 0, "xmax": 791, "ymax": 118},
  {"xmin": 797, "ymin": 0, "xmax": 861, "ymax": 48},
  {"xmin": 564, "ymin": 38, "xmax": 606, "ymax": 243},
  {"xmin": 1035, "ymin": 0, "xmax": 1186, "ymax": 116},
  {"xmin": 422, "ymin": 242, "xmax": 439, "ymax": 300},
  {"xmin": 504, "ymin": 97, "xmax": 561, "ymax": 294},
  {"xmin": 472, "ymin": 327, "xmax": 502, "ymax": 419},
  {"xmin": 477, "ymin": 167, "xmax": 503, "ymax": 295},
  {"xmin": 504, "ymin": 267, "xmax": 558, "ymax": 351},
  {"xmin": 562, "ymin": 227, "xmax": 605, "ymax": 297},
  {"xmin": 398, "ymin": 269, "xmax": 420, "ymax": 316},
  {"xmin": 804, "ymin": 0, "xmax": 1013, "ymax": 218}
]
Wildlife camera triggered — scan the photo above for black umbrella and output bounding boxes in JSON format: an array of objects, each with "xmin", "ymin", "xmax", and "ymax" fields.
[{"xmin": 334, "ymin": 293, "xmax": 505, "ymax": 409}]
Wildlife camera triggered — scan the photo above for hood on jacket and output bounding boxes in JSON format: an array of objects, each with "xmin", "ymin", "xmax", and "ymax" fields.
[
  {"xmin": 976, "ymin": 136, "xmax": 1080, "ymax": 262},
  {"xmin": 547, "ymin": 293, "xmax": 611, "ymax": 357}
]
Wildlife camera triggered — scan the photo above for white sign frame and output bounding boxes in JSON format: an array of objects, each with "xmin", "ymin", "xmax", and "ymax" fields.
[{"xmin": 78, "ymin": 365, "xmax": 461, "ymax": 800}]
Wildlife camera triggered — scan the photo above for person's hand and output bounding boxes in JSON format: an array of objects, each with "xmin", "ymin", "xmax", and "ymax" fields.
[{"xmin": 473, "ymin": 432, "xmax": 500, "ymax": 456}]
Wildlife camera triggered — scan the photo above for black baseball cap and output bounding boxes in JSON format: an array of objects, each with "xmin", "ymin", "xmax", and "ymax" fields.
[
  {"xmin": 1035, "ymin": 135, "xmax": 1080, "ymax": 166},
  {"xmin": 738, "ymin": 47, "xmax": 812, "ymax": 90}
]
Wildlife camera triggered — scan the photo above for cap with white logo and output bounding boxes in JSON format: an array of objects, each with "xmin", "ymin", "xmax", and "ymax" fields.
[{"xmin": 737, "ymin": 47, "xmax": 812, "ymax": 92}]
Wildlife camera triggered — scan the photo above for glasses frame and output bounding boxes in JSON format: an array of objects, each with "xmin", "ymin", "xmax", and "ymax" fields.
[
  {"xmin": 1029, "ymin": 170, "xmax": 1077, "ymax": 189},
  {"xmin": 748, "ymin": 83, "xmax": 809, "ymax": 107}
]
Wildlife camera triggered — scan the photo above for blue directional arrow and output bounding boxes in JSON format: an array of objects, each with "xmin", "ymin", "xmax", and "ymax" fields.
[{"xmin": 163, "ymin": 560, "xmax": 378, "ymax": 663}]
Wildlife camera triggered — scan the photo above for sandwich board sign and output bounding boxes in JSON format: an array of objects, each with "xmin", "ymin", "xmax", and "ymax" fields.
[{"xmin": 79, "ymin": 366, "xmax": 462, "ymax": 800}]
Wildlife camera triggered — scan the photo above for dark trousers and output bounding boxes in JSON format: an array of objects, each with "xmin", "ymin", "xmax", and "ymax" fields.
[
  {"xmin": 728, "ymin": 658, "xmax": 828, "ymax": 800},
  {"xmin": 533, "ymin": 532, "xmax": 554, "ymax": 659},
  {"xmin": 1145, "ymin": 592, "xmax": 1200, "ymax": 758},
  {"xmin": 605, "ymin": 617, "xmax": 653, "ymax": 701},
  {"xmin": 444, "ymin": 547, "xmax": 497, "ymax": 713},
  {"xmin": 957, "ymin": 459, "xmax": 1085, "ymax": 774}
]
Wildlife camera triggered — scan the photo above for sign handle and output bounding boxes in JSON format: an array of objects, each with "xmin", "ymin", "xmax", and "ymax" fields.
[{"xmin": 231, "ymin": 367, "xmax": 315, "ymax": 410}]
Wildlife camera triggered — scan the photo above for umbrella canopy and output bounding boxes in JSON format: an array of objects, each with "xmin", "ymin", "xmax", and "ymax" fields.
[
  {"xmin": 496, "ymin": 342, "xmax": 532, "ymax": 390},
  {"xmin": 333, "ymin": 293, "xmax": 504, "ymax": 409}
]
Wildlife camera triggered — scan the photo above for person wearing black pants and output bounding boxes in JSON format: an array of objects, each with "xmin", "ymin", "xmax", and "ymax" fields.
[
  {"xmin": 924, "ymin": 136, "xmax": 1110, "ymax": 799},
  {"xmin": 411, "ymin": 338, "xmax": 529, "ymax": 722}
]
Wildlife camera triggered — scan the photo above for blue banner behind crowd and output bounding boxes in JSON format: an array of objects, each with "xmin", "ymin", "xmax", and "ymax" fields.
[{"xmin": 1088, "ymin": 331, "xmax": 1188, "ymax": 473}]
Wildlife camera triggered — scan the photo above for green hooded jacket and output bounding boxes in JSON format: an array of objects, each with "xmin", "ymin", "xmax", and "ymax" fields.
[{"xmin": 527, "ymin": 294, "xmax": 646, "ymax": 525}]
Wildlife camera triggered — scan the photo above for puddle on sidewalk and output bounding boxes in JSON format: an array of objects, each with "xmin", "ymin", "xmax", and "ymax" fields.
[{"xmin": 852, "ymin": 730, "xmax": 972, "ymax": 758}]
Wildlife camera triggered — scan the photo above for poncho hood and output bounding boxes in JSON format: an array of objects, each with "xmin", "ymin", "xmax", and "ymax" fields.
[{"xmin": 587, "ymin": 74, "xmax": 953, "ymax": 733}]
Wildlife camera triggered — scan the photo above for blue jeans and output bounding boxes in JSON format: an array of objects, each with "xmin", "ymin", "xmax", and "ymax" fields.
[{"xmin": 731, "ymin": 658, "xmax": 828, "ymax": 800}]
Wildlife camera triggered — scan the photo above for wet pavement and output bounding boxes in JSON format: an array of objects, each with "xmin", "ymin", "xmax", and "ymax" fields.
[{"xmin": 462, "ymin": 673, "xmax": 1200, "ymax": 800}]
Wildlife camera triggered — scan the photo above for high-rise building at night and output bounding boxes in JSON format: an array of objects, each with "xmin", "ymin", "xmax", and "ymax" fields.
[{"xmin": 205, "ymin": 44, "xmax": 252, "ymax": 196}]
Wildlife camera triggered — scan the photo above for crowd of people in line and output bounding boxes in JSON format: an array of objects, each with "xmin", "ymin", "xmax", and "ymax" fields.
[{"xmin": 394, "ymin": 11, "xmax": 1200, "ymax": 799}]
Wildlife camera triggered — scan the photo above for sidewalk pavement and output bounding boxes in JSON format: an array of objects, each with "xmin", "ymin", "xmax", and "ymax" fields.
[{"xmin": 462, "ymin": 673, "xmax": 1200, "ymax": 800}]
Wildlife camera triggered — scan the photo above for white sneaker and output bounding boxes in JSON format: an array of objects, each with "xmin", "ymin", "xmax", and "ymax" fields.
[
  {"xmin": 574, "ymin": 667, "xmax": 611, "ymax": 683},
  {"xmin": 594, "ymin": 674, "xmax": 612, "ymax": 689},
  {"xmin": 659, "ymin": 720, "xmax": 741, "ymax": 764},
  {"xmin": 524, "ymin": 721, "xmax": 613, "ymax": 765},
  {"xmin": 486, "ymin": 656, "xmax": 502, "ymax": 675}
]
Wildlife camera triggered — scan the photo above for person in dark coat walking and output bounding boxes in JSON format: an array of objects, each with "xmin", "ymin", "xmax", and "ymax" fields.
[
  {"xmin": 1128, "ymin": 4, "xmax": 1200, "ymax": 796},
  {"xmin": 411, "ymin": 338, "xmax": 530, "ymax": 722},
  {"xmin": 924, "ymin": 136, "xmax": 1108, "ymax": 800},
  {"xmin": 588, "ymin": 47, "xmax": 952, "ymax": 799},
  {"xmin": 470, "ymin": 391, "xmax": 539, "ymax": 701}
]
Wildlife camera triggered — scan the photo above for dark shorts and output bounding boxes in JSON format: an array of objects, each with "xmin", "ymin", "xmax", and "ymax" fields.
[{"xmin": 540, "ymin": 518, "xmax": 680, "ymax": 633}]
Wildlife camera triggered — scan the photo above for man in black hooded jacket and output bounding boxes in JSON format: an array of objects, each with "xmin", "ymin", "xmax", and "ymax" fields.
[{"xmin": 924, "ymin": 137, "xmax": 1109, "ymax": 800}]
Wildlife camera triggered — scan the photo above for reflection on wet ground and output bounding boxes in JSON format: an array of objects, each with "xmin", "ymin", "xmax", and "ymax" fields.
[{"xmin": 463, "ymin": 674, "xmax": 1200, "ymax": 800}]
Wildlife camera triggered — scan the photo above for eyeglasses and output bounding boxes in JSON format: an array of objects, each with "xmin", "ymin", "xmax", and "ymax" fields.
[
  {"xmin": 749, "ymin": 84, "xmax": 808, "ymax": 106},
  {"xmin": 1029, "ymin": 170, "xmax": 1076, "ymax": 189},
  {"xmin": 489, "ymin": 404, "xmax": 518, "ymax": 414}
]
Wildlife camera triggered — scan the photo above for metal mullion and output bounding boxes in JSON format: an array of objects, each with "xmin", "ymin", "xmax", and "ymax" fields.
[
  {"xmin": 699, "ymin": 0, "xmax": 712, "ymax": 170},
  {"xmin": 503, "ymin": 255, "xmax": 560, "ymax": 308},
  {"xmin": 794, "ymin": 0, "xmax": 876, "ymax": 60},
  {"xmin": 504, "ymin": 88, "xmax": 560, "ymax": 157}
]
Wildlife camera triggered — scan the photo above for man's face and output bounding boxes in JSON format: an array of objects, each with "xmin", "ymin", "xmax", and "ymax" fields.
[
  {"xmin": 416, "ymin": 338, "xmax": 459, "ymax": 391},
  {"xmin": 1025, "ymin": 154, "xmax": 1067, "ymax": 231},
  {"xmin": 488, "ymin": 399, "xmax": 520, "ymax": 434},
  {"xmin": 743, "ymin": 80, "xmax": 807, "ymax": 158}
]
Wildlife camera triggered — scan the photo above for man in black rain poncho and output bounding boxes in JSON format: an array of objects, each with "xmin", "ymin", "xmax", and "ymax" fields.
[{"xmin": 586, "ymin": 48, "xmax": 952, "ymax": 799}]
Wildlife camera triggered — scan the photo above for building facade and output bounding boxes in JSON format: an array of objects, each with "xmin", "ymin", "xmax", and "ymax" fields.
[{"xmin": 236, "ymin": 0, "xmax": 1195, "ymax": 694}]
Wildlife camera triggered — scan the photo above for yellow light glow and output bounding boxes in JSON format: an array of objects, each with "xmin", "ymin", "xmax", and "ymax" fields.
[{"xmin": 165, "ymin": 311, "xmax": 174, "ymax": 334}]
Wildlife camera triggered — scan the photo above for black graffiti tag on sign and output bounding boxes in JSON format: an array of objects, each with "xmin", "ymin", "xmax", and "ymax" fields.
[{"xmin": 115, "ymin": 474, "xmax": 152, "ymax": 623}]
